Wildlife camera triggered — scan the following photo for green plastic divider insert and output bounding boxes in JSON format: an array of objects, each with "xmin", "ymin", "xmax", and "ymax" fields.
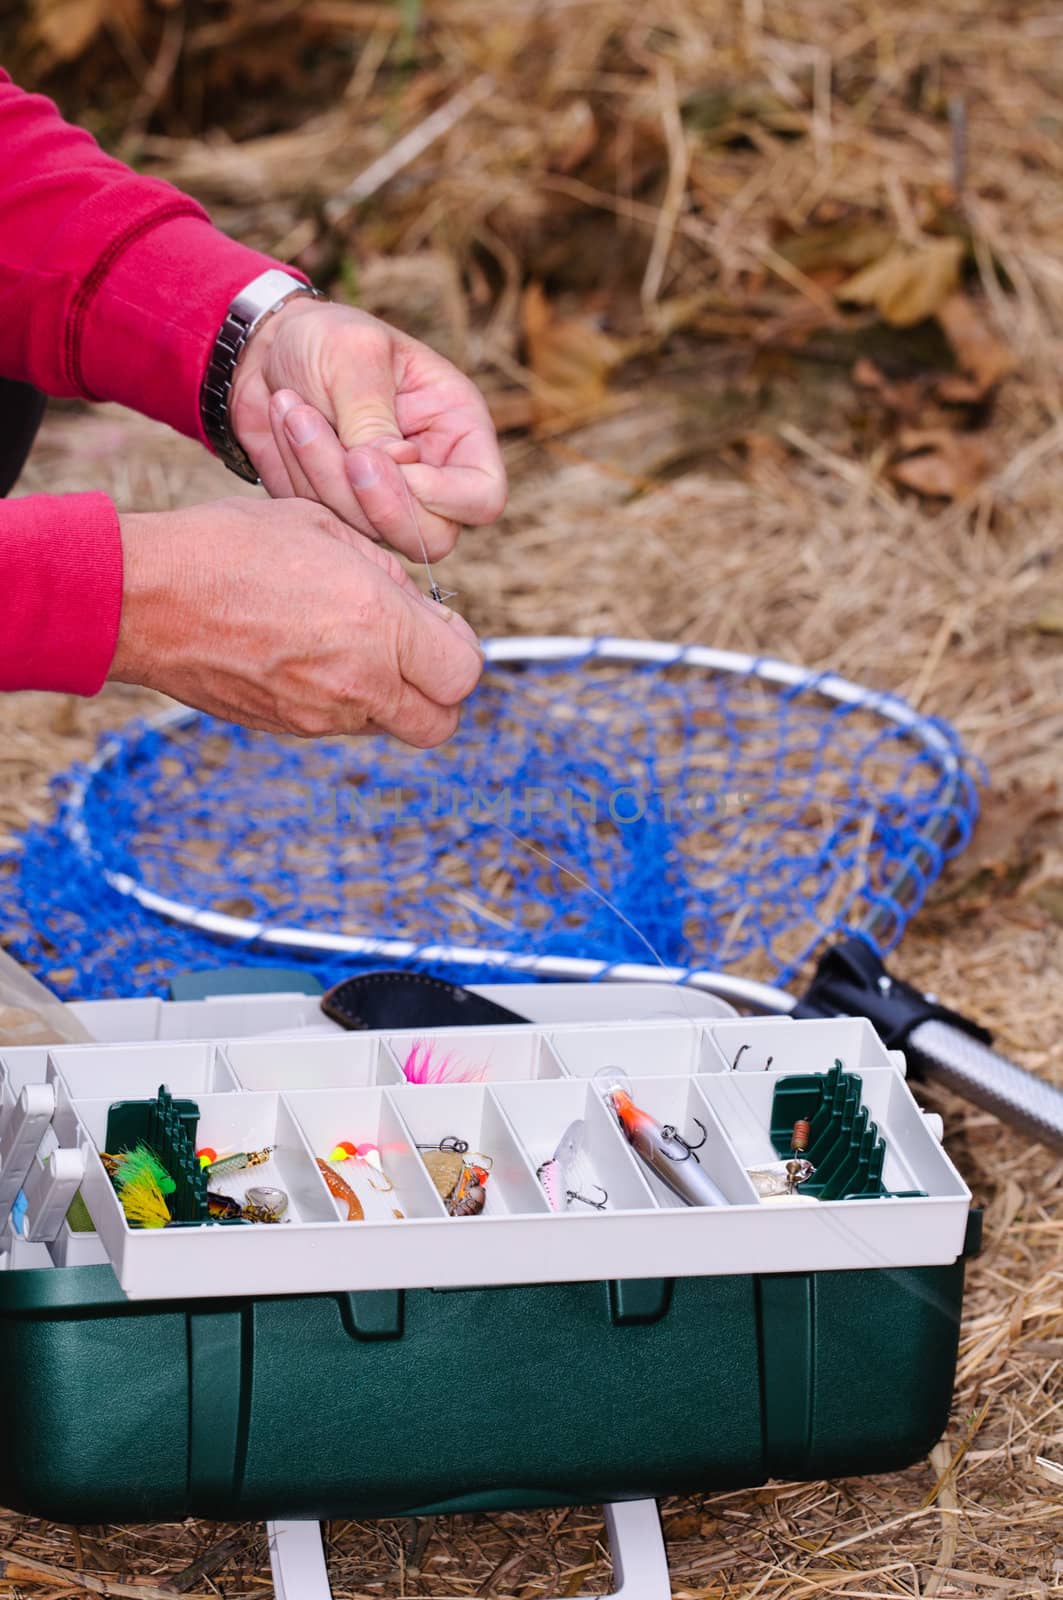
[
  {"xmin": 770, "ymin": 1062, "xmax": 923, "ymax": 1201},
  {"xmin": 105, "ymin": 1085, "xmax": 211, "ymax": 1225}
]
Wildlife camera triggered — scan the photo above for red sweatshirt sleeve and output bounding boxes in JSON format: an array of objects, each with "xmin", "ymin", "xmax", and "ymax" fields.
[
  {"xmin": 0, "ymin": 69, "xmax": 301, "ymax": 694},
  {"xmin": 0, "ymin": 493, "xmax": 122, "ymax": 693}
]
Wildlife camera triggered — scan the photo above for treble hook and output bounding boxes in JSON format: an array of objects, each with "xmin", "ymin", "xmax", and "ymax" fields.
[
  {"xmin": 661, "ymin": 1118, "xmax": 708, "ymax": 1164},
  {"xmin": 567, "ymin": 1185, "xmax": 609, "ymax": 1211}
]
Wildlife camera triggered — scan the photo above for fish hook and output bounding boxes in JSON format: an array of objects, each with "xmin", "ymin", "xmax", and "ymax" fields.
[
  {"xmin": 661, "ymin": 1118, "xmax": 708, "ymax": 1163},
  {"xmin": 567, "ymin": 1185, "xmax": 609, "ymax": 1211}
]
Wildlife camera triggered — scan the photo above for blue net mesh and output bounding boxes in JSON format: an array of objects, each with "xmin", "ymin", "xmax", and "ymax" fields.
[{"xmin": 0, "ymin": 650, "xmax": 980, "ymax": 1001}]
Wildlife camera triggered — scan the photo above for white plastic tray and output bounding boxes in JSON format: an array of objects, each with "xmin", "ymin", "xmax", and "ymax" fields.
[{"xmin": 0, "ymin": 1002, "xmax": 971, "ymax": 1300}]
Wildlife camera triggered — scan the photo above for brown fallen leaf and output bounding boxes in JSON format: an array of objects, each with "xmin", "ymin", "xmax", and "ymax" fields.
[
  {"xmin": 522, "ymin": 283, "xmax": 635, "ymax": 426},
  {"xmin": 936, "ymin": 293, "xmax": 1015, "ymax": 400},
  {"xmin": 889, "ymin": 426, "xmax": 991, "ymax": 499},
  {"xmin": 778, "ymin": 216, "xmax": 897, "ymax": 277},
  {"xmin": 838, "ymin": 237, "xmax": 965, "ymax": 328},
  {"xmin": 937, "ymin": 780, "xmax": 1060, "ymax": 909}
]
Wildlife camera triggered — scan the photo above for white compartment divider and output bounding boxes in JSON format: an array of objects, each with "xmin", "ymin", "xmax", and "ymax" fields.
[
  {"xmin": 2, "ymin": 1015, "xmax": 972, "ymax": 1301},
  {"xmin": 225, "ymin": 1034, "xmax": 403, "ymax": 1093},
  {"xmin": 386, "ymin": 1027, "xmax": 566, "ymax": 1085}
]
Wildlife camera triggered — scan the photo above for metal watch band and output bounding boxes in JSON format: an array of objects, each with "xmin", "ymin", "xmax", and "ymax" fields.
[{"xmin": 200, "ymin": 269, "xmax": 323, "ymax": 483}]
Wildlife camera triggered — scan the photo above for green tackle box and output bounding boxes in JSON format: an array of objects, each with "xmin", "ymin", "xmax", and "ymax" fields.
[{"xmin": 0, "ymin": 983, "xmax": 976, "ymax": 1532}]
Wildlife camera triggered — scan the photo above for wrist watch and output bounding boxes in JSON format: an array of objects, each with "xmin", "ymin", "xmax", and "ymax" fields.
[{"xmin": 199, "ymin": 268, "xmax": 324, "ymax": 483}]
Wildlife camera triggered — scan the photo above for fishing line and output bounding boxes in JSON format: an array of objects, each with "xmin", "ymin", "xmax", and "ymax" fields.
[
  {"xmin": 395, "ymin": 458, "xmax": 457, "ymax": 605},
  {"xmin": 490, "ymin": 821, "xmax": 704, "ymax": 1027}
]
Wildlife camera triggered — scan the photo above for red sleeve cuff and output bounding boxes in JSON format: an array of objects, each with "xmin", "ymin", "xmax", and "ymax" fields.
[
  {"xmin": 0, "ymin": 492, "xmax": 123, "ymax": 694},
  {"xmin": 75, "ymin": 216, "xmax": 293, "ymax": 444}
]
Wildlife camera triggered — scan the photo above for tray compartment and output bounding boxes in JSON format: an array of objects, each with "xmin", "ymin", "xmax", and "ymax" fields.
[
  {"xmin": 387, "ymin": 1028, "xmax": 564, "ymax": 1085},
  {"xmin": 387, "ymin": 1083, "xmax": 550, "ymax": 1216},
  {"xmin": 74, "ymin": 1089, "xmax": 337, "ymax": 1247},
  {"xmin": 595, "ymin": 1075, "xmax": 759, "ymax": 1208},
  {"xmin": 225, "ymin": 1034, "xmax": 402, "ymax": 1092},
  {"xmin": 491, "ymin": 1079, "xmax": 659, "ymax": 1213},
  {"xmin": 705, "ymin": 1016, "xmax": 898, "ymax": 1075},
  {"xmin": 49, "ymin": 1042, "xmax": 238, "ymax": 1100},
  {"xmin": 704, "ymin": 1070, "xmax": 967, "ymax": 1200},
  {"xmin": 285, "ymin": 1088, "xmax": 446, "ymax": 1221},
  {"xmin": 550, "ymin": 1020, "xmax": 700, "ymax": 1079}
]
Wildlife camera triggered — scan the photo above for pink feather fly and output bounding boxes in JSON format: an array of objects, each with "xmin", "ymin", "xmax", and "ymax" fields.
[{"xmin": 401, "ymin": 1041, "xmax": 487, "ymax": 1085}]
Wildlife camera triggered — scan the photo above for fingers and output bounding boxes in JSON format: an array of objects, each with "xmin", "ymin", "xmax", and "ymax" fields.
[
  {"xmin": 357, "ymin": 539, "xmax": 481, "ymax": 655},
  {"xmin": 358, "ymin": 557, "xmax": 484, "ymax": 747},
  {"xmin": 270, "ymin": 393, "xmax": 459, "ymax": 559},
  {"xmin": 401, "ymin": 459, "xmax": 509, "ymax": 528},
  {"xmin": 390, "ymin": 590, "xmax": 484, "ymax": 709},
  {"xmin": 345, "ymin": 447, "xmax": 460, "ymax": 562},
  {"xmin": 271, "ymin": 392, "xmax": 379, "ymax": 541}
]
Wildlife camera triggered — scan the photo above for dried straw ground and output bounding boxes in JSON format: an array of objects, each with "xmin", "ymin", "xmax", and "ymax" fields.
[{"xmin": 1, "ymin": 1, "xmax": 1061, "ymax": 1595}]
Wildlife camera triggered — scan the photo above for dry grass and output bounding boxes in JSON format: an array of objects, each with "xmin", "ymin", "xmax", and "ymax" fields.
[{"xmin": 1, "ymin": 0, "xmax": 1062, "ymax": 1594}]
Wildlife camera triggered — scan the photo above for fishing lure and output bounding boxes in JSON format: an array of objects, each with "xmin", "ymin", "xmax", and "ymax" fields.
[
  {"xmin": 316, "ymin": 1157, "xmax": 364, "ymax": 1221},
  {"xmin": 402, "ymin": 1042, "xmax": 487, "ymax": 1085},
  {"xmin": 116, "ymin": 1169, "xmax": 171, "ymax": 1229},
  {"xmin": 328, "ymin": 1140, "xmax": 406, "ymax": 1216},
  {"xmin": 329, "ymin": 1140, "xmax": 395, "ymax": 1192},
  {"xmin": 447, "ymin": 1162, "xmax": 491, "ymax": 1217},
  {"xmin": 103, "ymin": 1145, "xmax": 176, "ymax": 1197},
  {"xmin": 104, "ymin": 1145, "xmax": 176, "ymax": 1228},
  {"xmin": 419, "ymin": 1135, "xmax": 468, "ymax": 1201},
  {"xmin": 746, "ymin": 1158, "xmax": 816, "ymax": 1198},
  {"xmin": 204, "ymin": 1146, "xmax": 275, "ymax": 1180},
  {"xmin": 419, "ymin": 1138, "xmax": 492, "ymax": 1216},
  {"xmin": 242, "ymin": 1186, "xmax": 289, "ymax": 1224},
  {"xmin": 536, "ymin": 1120, "xmax": 608, "ymax": 1212},
  {"xmin": 206, "ymin": 1191, "xmax": 243, "ymax": 1220},
  {"xmin": 597, "ymin": 1070, "xmax": 728, "ymax": 1208}
]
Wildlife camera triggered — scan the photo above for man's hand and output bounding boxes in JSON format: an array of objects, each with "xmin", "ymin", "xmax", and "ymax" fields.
[
  {"xmin": 229, "ymin": 300, "xmax": 507, "ymax": 561},
  {"xmin": 110, "ymin": 498, "xmax": 484, "ymax": 746}
]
